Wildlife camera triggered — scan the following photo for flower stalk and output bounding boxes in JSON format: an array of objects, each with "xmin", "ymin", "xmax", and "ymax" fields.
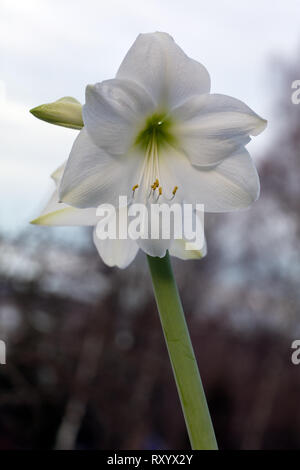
[{"xmin": 147, "ymin": 252, "xmax": 218, "ymax": 450}]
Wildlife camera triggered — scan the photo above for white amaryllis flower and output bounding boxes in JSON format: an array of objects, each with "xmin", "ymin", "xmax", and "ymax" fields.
[
  {"xmin": 32, "ymin": 162, "xmax": 206, "ymax": 267},
  {"xmin": 32, "ymin": 32, "xmax": 266, "ymax": 267}
]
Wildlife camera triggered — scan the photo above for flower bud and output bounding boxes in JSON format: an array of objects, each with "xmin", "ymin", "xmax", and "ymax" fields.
[{"xmin": 30, "ymin": 97, "xmax": 83, "ymax": 129}]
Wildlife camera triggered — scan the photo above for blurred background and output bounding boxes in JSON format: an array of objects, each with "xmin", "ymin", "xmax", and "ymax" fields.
[{"xmin": 1, "ymin": 0, "xmax": 300, "ymax": 450}]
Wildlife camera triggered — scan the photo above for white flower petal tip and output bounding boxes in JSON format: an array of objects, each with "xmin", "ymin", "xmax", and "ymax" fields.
[
  {"xmin": 30, "ymin": 218, "xmax": 41, "ymax": 225},
  {"xmin": 30, "ymin": 205, "xmax": 98, "ymax": 227},
  {"xmin": 251, "ymin": 117, "xmax": 268, "ymax": 136},
  {"xmin": 93, "ymin": 229, "xmax": 139, "ymax": 269},
  {"xmin": 30, "ymin": 213, "xmax": 65, "ymax": 226},
  {"xmin": 169, "ymin": 239, "xmax": 207, "ymax": 261},
  {"xmin": 30, "ymin": 97, "xmax": 83, "ymax": 130},
  {"xmin": 32, "ymin": 179, "xmax": 98, "ymax": 227},
  {"xmin": 51, "ymin": 162, "xmax": 66, "ymax": 185}
]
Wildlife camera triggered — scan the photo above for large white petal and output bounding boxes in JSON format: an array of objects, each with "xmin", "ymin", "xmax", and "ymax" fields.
[
  {"xmin": 31, "ymin": 189, "xmax": 98, "ymax": 226},
  {"xmin": 83, "ymin": 79, "xmax": 155, "ymax": 156},
  {"xmin": 117, "ymin": 32, "xmax": 210, "ymax": 109},
  {"xmin": 172, "ymin": 93, "xmax": 267, "ymax": 167},
  {"xmin": 59, "ymin": 128, "xmax": 143, "ymax": 209},
  {"xmin": 93, "ymin": 228, "xmax": 139, "ymax": 269},
  {"xmin": 158, "ymin": 144, "xmax": 260, "ymax": 212}
]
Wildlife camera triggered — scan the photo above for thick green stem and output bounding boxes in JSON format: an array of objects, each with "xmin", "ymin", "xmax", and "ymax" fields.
[{"xmin": 147, "ymin": 252, "xmax": 218, "ymax": 450}]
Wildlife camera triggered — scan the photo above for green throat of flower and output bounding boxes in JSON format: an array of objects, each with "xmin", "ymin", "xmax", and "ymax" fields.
[
  {"xmin": 134, "ymin": 112, "xmax": 176, "ymax": 150},
  {"xmin": 132, "ymin": 112, "xmax": 178, "ymax": 202}
]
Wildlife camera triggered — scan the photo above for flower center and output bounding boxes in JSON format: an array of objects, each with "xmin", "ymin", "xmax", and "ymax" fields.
[
  {"xmin": 134, "ymin": 112, "xmax": 175, "ymax": 150},
  {"xmin": 132, "ymin": 112, "xmax": 178, "ymax": 202}
]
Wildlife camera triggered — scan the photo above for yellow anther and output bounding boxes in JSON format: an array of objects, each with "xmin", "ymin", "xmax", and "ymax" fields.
[
  {"xmin": 132, "ymin": 184, "xmax": 139, "ymax": 192},
  {"xmin": 151, "ymin": 179, "xmax": 159, "ymax": 190},
  {"xmin": 158, "ymin": 186, "xmax": 162, "ymax": 195},
  {"xmin": 172, "ymin": 186, "xmax": 178, "ymax": 196}
]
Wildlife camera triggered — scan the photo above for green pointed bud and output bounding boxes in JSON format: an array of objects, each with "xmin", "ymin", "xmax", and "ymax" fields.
[{"xmin": 30, "ymin": 97, "xmax": 83, "ymax": 130}]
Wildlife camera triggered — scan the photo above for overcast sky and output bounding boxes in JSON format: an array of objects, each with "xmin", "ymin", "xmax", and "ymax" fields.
[{"xmin": 1, "ymin": 0, "xmax": 300, "ymax": 236}]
